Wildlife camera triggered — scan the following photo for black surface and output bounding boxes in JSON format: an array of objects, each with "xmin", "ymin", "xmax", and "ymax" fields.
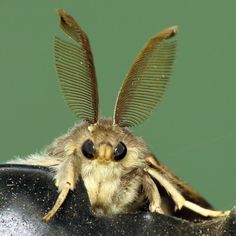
[{"xmin": 0, "ymin": 164, "xmax": 235, "ymax": 236}]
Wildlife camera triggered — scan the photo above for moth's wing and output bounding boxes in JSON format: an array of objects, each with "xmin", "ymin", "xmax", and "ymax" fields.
[
  {"xmin": 146, "ymin": 156, "xmax": 213, "ymax": 210},
  {"xmin": 55, "ymin": 9, "xmax": 99, "ymax": 123},
  {"xmin": 113, "ymin": 26, "xmax": 177, "ymax": 127}
]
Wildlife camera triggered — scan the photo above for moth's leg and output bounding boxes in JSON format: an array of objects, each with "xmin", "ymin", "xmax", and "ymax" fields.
[
  {"xmin": 42, "ymin": 182, "xmax": 70, "ymax": 222},
  {"xmin": 143, "ymin": 174, "xmax": 164, "ymax": 214},
  {"xmin": 183, "ymin": 201, "xmax": 230, "ymax": 217},
  {"xmin": 145, "ymin": 167, "xmax": 230, "ymax": 217},
  {"xmin": 144, "ymin": 167, "xmax": 185, "ymax": 210},
  {"xmin": 43, "ymin": 153, "xmax": 80, "ymax": 222}
]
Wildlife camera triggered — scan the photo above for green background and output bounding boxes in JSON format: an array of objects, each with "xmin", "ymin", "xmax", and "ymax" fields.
[{"xmin": 0, "ymin": 0, "xmax": 235, "ymax": 210}]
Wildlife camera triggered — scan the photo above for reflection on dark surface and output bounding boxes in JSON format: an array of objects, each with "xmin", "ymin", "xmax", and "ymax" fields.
[{"xmin": 0, "ymin": 165, "xmax": 234, "ymax": 236}]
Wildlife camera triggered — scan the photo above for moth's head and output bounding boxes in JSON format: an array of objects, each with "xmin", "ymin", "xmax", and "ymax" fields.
[
  {"xmin": 71, "ymin": 119, "xmax": 148, "ymax": 168},
  {"xmin": 55, "ymin": 10, "xmax": 177, "ymax": 167}
]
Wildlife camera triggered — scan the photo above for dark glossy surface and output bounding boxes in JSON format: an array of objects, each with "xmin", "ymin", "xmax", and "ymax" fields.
[{"xmin": 0, "ymin": 164, "xmax": 235, "ymax": 236}]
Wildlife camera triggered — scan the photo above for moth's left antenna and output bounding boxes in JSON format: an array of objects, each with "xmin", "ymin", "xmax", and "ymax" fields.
[{"xmin": 55, "ymin": 9, "xmax": 99, "ymax": 124}]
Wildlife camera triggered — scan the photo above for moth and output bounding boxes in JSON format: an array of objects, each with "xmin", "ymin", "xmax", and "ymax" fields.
[{"xmin": 9, "ymin": 9, "xmax": 229, "ymax": 222}]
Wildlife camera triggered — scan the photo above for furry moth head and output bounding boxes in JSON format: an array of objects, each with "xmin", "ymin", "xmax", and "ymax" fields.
[{"xmin": 55, "ymin": 9, "xmax": 177, "ymax": 127}]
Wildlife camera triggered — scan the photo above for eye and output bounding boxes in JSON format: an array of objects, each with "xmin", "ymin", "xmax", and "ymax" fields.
[
  {"xmin": 114, "ymin": 142, "xmax": 127, "ymax": 161},
  {"xmin": 82, "ymin": 139, "xmax": 95, "ymax": 159}
]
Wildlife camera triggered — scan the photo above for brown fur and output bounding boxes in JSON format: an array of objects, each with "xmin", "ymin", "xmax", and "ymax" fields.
[{"xmin": 9, "ymin": 118, "xmax": 229, "ymax": 220}]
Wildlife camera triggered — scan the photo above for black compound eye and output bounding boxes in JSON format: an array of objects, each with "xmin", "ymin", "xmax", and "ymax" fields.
[
  {"xmin": 82, "ymin": 139, "xmax": 95, "ymax": 159},
  {"xmin": 114, "ymin": 142, "xmax": 127, "ymax": 161}
]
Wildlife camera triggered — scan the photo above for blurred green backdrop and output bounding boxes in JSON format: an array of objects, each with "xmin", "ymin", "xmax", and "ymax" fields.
[{"xmin": 0, "ymin": 1, "xmax": 235, "ymax": 210}]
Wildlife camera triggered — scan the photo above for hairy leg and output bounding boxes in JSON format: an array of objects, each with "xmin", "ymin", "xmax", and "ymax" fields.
[
  {"xmin": 145, "ymin": 167, "xmax": 185, "ymax": 210},
  {"xmin": 143, "ymin": 175, "xmax": 164, "ymax": 214},
  {"xmin": 144, "ymin": 167, "xmax": 230, "ymax": 217},
  {"xmin": 43, "ymin": 155, "xmax": 80, "ymax": 222}
]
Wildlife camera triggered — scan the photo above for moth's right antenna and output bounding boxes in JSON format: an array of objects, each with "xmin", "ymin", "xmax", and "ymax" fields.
[
  {"xmin": 113, "ymin": 26, "xmax": 177, "ymax": 127},
  {"xmin": 55, "ymin": 9, "xmax": 99, "ymax": 124}
]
